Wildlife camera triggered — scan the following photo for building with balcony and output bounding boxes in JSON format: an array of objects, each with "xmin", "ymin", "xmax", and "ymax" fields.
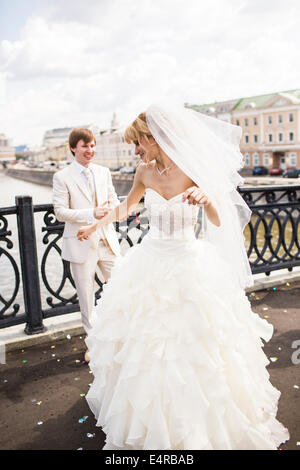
[
  {"xmin": 0, "ymin": 133, "xmax": 15, "ymax": 163},
  {"xmin": 187, "ymin": 89, "xmax": 300, "ymax": 171}
]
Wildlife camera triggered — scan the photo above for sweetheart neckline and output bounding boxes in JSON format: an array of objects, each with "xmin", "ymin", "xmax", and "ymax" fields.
[{"xmin": 145, "ymin": 188, "xmax": 184, "ymax": 202}]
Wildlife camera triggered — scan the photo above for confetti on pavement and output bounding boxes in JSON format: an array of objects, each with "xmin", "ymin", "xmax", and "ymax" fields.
[{"xmin": 78, "ymin": 416, "xmax": 88, "ymax": 423}]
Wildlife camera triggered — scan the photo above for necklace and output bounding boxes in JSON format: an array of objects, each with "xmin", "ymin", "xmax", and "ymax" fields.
[{"xmin": 156, "ymin": 163, "xmax": 173, "ymax": 176}]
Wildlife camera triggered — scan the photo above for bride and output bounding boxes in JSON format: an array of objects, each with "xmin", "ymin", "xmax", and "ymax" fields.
[{"xmin": 77, "ymin": 103, "xmax": 289, "ymax": 450}]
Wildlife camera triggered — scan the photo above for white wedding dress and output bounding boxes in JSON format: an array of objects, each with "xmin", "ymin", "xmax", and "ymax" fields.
[{"xmin": 85, "ymin": 188, "xmax": 289, "ymax": 450}]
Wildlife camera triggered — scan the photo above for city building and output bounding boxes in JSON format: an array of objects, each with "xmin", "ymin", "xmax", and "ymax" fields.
[
  {"xmin": 93, "ymin": 113, "xmax": 137, "ymax": 169},
  {"xmin": 0, "ymin": 133, "xmax": 15, "ymax": 163},
  {"xmin": 43, "ymin": 127, "xmax": 74, "ymax": 148},
  {"xmin": 31, "ymin": 143, "xmax": 71, "ymax": 164},
  {"xmin": 187, "ymin": 88, "xmax": 300, "ymax": 171}
]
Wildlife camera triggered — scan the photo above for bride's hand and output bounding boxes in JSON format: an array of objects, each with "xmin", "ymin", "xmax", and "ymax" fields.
[
  {"xmin": 182, "ymin": 186, "xmax": 210, "ymax": 206},
  {"xmin": 77, "ymin": 224, "xmax": 96, "ymax": 241}
]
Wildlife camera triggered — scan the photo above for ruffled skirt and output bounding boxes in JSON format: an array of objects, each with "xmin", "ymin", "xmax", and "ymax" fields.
[{"xmin": 85, "ymin": 235, "xmax": 289, "ymax": 450}]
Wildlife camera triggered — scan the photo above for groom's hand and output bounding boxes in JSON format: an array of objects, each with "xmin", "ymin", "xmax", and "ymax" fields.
[{"xmin": 94, "ymin": 201, "xmax": 111, "ymax": 220}]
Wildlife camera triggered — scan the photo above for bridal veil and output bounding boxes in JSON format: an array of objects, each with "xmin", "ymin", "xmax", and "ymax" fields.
[{"xmin": 146, "ymin": 103, "xmax": 253, "ymax": 289}]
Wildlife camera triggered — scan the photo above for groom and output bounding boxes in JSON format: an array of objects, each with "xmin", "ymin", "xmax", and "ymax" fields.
[{"xmin": 53, "ymin": 128, "xmax": 121, "ymax": 356}]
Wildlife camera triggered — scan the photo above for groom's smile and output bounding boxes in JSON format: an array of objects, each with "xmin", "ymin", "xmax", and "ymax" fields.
[{"xmin": 71, "ymin": 139, "xmax": 96, "ymax": 167}]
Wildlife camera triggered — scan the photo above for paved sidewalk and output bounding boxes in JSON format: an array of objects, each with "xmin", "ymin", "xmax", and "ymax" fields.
[{"xmin": 0, "ymin": 280, "xmax": 299, "ymax": 450}]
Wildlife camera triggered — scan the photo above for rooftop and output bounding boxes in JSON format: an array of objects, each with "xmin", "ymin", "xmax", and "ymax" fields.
[{"xmin": 187, "ymin": 88, "xmax": 300, "ymax": 113}]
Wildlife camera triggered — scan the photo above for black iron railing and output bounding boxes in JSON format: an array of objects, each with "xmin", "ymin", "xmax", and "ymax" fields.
[
  {"xmin": 0, "ymin": 185, "xmax": 299, "ymax": 333},
  {"xmin": 242, "ymin": 185, "xmax": 300, "ymax": 274}
]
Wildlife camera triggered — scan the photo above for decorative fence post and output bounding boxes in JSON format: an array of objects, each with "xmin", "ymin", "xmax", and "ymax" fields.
[{"xmin": 15, "ymin": 195, "xmax": 45, "ymax": 335}]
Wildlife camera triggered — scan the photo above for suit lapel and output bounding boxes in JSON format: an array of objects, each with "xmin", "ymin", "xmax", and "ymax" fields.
[
  {"xmin": 69, "ymin": 161, "xmax": 93, "ymax": 203},
  {"xmin": 91, "ymin": 163, "xmax": 104, "ymax": 207}
]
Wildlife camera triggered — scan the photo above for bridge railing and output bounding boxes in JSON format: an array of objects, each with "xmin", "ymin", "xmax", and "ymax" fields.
[{"xmin": 0, "ymin": 185, "xmax": 299, "ymax": 333}]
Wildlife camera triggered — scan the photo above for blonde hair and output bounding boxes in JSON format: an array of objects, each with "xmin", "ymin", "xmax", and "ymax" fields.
[{"xmin": 124, "ymin": 112, "xmax": 152, "ymax": 144}]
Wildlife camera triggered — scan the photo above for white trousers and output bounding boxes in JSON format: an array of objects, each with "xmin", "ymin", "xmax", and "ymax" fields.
[{"xmin": 70, "ymin": 240, "xmax": 119, "ymax": 334}]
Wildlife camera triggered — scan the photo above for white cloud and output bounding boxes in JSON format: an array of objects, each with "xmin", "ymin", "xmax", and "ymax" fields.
[
  {"xmin": 0, "ymin": 73, "xmax": 6, "ymax": 105},
  {"xmin": 0, "ymin": 0, "xmax": 299, "ymax": 145}
]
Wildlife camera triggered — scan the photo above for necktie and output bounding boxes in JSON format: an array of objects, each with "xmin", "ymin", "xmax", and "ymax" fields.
[{"xmin": 84, "ymin": 168, "xmax": 94, "ymax": 202}]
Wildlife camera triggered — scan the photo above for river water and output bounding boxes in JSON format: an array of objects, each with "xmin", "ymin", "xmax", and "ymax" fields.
[{"xmin": 0, "ymin": 171, "xmax": 299, "ymax": 321}]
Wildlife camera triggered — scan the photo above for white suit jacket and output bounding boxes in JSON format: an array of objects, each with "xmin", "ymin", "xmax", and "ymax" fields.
[{"xmin": 52, "ymin": 161, "xmax": 121, "ymax": 263}]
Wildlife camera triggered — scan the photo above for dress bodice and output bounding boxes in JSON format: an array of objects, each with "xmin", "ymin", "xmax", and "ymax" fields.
[{"xmin": 144, "ymin": 188, "xmax": 199, "ymax": 241}]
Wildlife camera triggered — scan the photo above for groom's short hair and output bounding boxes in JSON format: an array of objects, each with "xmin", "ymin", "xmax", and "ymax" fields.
[{"xmin": 69, "ymin": 128, "xmax": 96, "ymax": 156}]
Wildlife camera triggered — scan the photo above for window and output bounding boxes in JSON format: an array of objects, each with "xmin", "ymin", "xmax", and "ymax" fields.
[
  {"xmin": 289, "ymin": 153, "xmax": 297, "ymax": 166},
  {"xmin": 268, "ymin": 134, "xmax": 273, "ymax": 143},
  {"xmin": 254, "ymin": 134, "xmax": 258, "ymax": 143},
  {"xmin": 236, "ymin": 119, "xmax": 240, "ymax": 126},
  {"xmin": 278, "ymin": 114, "xmax": 282, "ymax": 123},
  {"xmin": 278, "ymin": 132, "xmax": 283, "ymax": 142},
  {"xmin": 244, "ymin": 118, "xmax": 248, "ymax": 127},
  {"xmin": 268, "ymin": 115, "xmax": 272, "ymax": 124},
  {"xmin": 244, "ymin": 153, "xmax": 250, "ymax": 166},
  {"xmin": 289, "ymin": 132, "xmax": 294, "ymax": 142},
  {"xmin": 245, "ymin": 134, "xmax": 249, "ymax": 144},
  {"xmin": 289, "ymin": 113, "xmax": 294, "ymax": 122},
  {"xmin": 263, "ymin": 154, "xmax": 270, "ymax": 166},
  {"xmin": 253, "ymin": 117, "xmax": 258, "ymax": 126},
  {"xmin": 253, "ymin": 153, "xmax": 259, "ymax": 166}
]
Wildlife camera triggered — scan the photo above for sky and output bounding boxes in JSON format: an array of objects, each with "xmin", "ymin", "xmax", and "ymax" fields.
[{"xmin": 0, "ymin": 0, "xmax": 300, "ymax": 146}]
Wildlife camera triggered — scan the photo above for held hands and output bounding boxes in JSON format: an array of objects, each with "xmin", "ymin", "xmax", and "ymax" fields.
[
  {"xmin": 78, "ymin": 201, "xmax": 111, "ymax": 241},
  {"xmin": 77, "ymin": 224, "xmax": 97, "ymax": 241},
  {"xmin": 182, "ymin": 186, "xmax": 211, "ymax": 206},
  {"xmin": 93, "ymin": 201, "xmax": 111, "ymax": 220}
]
